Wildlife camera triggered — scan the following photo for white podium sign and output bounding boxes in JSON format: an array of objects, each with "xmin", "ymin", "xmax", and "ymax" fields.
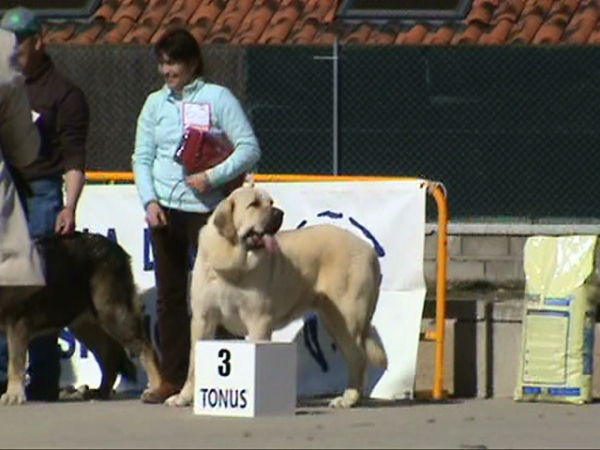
[{"xmin": 193, "ymin": 340, "xmax": 297, "ymax": 417}]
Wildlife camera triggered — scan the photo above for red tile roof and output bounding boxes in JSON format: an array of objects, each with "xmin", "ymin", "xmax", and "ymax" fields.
[{"xmin": 38, "ymin": 0, "xmax": 600, "ymax": 45}]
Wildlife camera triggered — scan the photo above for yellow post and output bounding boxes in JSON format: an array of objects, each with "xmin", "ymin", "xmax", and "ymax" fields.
[{"xmin": 431, "ymin": 183, "xmax": 449, "ymax": 400}]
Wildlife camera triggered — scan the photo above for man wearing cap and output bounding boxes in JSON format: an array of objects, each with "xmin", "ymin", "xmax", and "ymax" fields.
[{"xmin": 0, "ymin": 6, "xmax": 90, "ymax": 402}]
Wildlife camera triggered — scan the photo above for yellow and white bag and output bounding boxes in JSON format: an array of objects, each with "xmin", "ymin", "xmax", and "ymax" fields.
[{"xmin": 514, "ymin": 235, "xmax": 600, "ymax": 404}]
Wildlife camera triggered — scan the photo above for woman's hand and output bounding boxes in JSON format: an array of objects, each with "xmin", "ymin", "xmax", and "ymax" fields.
[
  {"xmin": 186, "ymin": 172, "xmax": 212, "ymax": 194},
  {"xmin": 146, "ymin": 201, "xmax": 167, "ymax": 227}
]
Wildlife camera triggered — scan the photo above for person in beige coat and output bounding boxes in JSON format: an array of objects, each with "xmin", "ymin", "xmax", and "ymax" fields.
[{"xmin": 0, "ymin": 26, "xmax": 44, "ymax": 289}]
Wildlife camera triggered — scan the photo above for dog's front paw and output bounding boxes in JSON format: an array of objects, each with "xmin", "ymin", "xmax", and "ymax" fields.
[
  {"xmin": 328, "ymin": 389, "xmax": 360, "ymax": 409},
  {"xmin": 1, "ymin": 387, "xmax": 26, "ymax": 406},
  {"xmin": 165, "ymin": 393, "xmax": 192, "ymax": 407},
  {"xmin": 328, "ymin": 396, "xmax": 355, "ymax": 409}
]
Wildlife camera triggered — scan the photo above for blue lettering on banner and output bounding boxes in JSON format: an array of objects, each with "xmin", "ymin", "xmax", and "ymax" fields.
[
  {"xmin": 143, "ymin": 227, "xmax": 196, "ymax": 272},
  {"xmin": 296, "ymin": 210, "xmax": 386, "ymax": 373},
  {"xmin": 198, "ymin": 387, "xmax": 248, "ymax": 409},
  {"xmin": 59, "ymin": 330, "xmax": 76, "ymax": 359},
  {"xmin": 59, "ymin": 329, "xmax": 89, "ymax": 360},
  {"xmin": 297, "ymin": 211, "xmax": 385, "ymax": 257},
  {"xmin": 82, "ymin": 227, "xmax": 118, "ymax": 243},
  {"xmin": 348, "ymin": 217, "xmax": 385, "ymax": 257},
  {"xmin": 106, "ymin": 228, "xmax": 117, "ymax": 243},
  {"xmin": 317, "ymin": 210, "xmax": 344, "ymax": 220}
]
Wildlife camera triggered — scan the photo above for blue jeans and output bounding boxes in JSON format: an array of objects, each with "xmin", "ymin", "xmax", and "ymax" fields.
[{"xmin": 0, "ymin": 176, "xmax": 63, "ymax": 394}]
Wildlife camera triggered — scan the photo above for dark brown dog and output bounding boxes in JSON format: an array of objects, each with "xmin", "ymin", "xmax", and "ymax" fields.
[{"xmin": 0, "ymin": 232, "xmax": 161, "ymax": 405}]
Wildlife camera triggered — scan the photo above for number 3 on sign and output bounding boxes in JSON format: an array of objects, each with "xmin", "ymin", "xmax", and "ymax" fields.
[{"xmin": 218, "ymin": 348, "xmax": 231, "ymax": 377}]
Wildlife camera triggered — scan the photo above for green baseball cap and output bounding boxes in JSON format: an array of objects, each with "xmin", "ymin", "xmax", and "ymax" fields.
[{"xmin": 0, "ymin": 7, "xmax": 42, "ymax": 39}]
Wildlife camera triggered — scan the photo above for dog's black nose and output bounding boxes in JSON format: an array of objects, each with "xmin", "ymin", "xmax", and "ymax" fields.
[{"xmin": 266, "ymin": 207, "xmax": 284, "ymax": 234}]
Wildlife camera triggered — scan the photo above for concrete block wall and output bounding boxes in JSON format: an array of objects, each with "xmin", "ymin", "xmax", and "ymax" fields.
[{"xmin": 423, "ymin": 235, "xmax": 527, "ymax": 287}]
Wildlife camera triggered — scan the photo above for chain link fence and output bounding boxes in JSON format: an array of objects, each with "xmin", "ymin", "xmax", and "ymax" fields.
[
  {"xmin": 48, "ymin": 45, "xmax": 159, "ymax": 172},
  {"xmin": 47, "ymin": 44, "xmax": 246, "ymax": 173},
  {"xmin": 346, "ymin": 45, "xmax": 600, "ymax": 223},
  {"xmin": 48, "ymin": 44, "xmax": 600, "ymax": 222},
  {"xmin": 246, "ymin": 45, "xmax": 335, "ymax": 174}
]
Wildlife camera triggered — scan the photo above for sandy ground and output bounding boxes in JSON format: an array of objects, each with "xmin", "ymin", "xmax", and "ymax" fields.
[{"xmin": 0, "ymin": 396, "xmax": 599, "ymax": 449}]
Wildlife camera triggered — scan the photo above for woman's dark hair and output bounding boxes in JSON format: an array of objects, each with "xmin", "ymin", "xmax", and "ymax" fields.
[{"xmin": 154, "ymin": 27, "xmax": 204, "ymax": 77}]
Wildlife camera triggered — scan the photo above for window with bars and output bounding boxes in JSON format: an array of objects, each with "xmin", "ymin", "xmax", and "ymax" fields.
[
  {"xmin": 0, "ymin": 0, "xmax": 100, "ymax": 19},
  {"xmin": 337, "ymin": 0, "xmax": 472, "ymax": 20}
]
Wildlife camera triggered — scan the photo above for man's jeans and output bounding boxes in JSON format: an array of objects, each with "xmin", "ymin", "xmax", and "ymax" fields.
[{"xmin": 0, "ymin": 177, "xmax": 63, "ymax": 395}]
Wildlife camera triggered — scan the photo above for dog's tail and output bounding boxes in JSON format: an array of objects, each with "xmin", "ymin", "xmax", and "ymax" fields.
[{"xmin": 365, "ymin": 330, "xmax": 388, "ymax": 369}]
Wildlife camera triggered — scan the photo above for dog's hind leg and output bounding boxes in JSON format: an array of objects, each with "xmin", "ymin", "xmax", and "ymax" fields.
[
  {"xmin": 1, "ymin": 319, "xmax": 29, "ymax": 405},
  {"xmin": 135, "ymin": 338, "xmax": 162, "ymax": 400},
  {"xmin": 165, "ymin": 313, "xmax": 217, "ymax": 407},
  {"xmin": 69, "ymin": 313, "xmax": 136, "ymax": 400},
  {"xmin": 317, "ymin": 300, "xmax": 367, "ymax": 409},
  {"xmin": 98, "ymin": 314, "xmax": 161, "ymax": 399},
  {"xmin": 89, "ymin": 275, "xmax": 162, "ymax": 398}
]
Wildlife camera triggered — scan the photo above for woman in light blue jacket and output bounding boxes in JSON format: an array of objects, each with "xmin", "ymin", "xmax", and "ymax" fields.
[{"xmin": 132, "ymin": 28, "xmax": 260, "ymax": 404}]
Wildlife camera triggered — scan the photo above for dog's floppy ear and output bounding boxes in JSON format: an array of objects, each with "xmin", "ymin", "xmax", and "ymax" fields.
[
  {"xmin": 213, "ymin": 197, "xmax": 237, "ymax": 242},
  {"xmin": 243, "ymin": 173, "xmax": 255, "ymax": 188}
]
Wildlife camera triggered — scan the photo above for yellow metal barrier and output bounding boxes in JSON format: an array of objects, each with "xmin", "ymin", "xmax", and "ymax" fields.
[{"xmin": 86, "ymin": 171, "xmax": 449, "ymax": 400}]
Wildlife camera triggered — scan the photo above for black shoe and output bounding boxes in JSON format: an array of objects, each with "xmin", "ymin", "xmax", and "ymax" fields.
[
  {"xmin": 0, "ymin": 380, "xmax": 6, "ymax": 395},
  {"xmin": 26, "ymin": 383, "xmax": 59, "ymax": 402}
]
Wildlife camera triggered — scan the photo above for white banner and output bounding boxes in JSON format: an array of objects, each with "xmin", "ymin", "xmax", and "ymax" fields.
[{"xmin": 63, "ymin": 180, "xmax": 427, "ymax": 400}]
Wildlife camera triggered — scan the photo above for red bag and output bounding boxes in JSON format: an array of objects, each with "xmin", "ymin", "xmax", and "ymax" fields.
[{"xmin": 174, "ymin": 127, "xmax": 245, "ymax": 194}]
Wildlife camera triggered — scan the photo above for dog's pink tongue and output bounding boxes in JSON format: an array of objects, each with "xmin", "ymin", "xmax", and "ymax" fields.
[{"xmin": 263, "ymin": 235, "xmax": 280, "ymax": 253}]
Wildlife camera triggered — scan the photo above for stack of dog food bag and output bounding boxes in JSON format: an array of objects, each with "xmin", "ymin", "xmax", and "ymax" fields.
[{"xmin": 514, "ymin": 235, "xmax": 600, "ymax": 405}]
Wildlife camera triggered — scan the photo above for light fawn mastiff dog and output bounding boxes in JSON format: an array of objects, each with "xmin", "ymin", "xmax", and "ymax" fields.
[{"xmin": 166, "ymin": 184, "xmax": 387, "ymax": 409}]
